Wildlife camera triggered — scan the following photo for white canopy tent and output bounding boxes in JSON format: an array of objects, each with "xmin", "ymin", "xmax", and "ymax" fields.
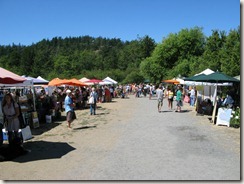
[
  {"xmin": 103, "ymin": 77, "xmax": 118, "ymax": 84},
  {"xmin": 99, "ymin": 81, "xmax": 113, "ymax": 85},
  {"xmin": 36, "ymin": 76, "xmax": 49, "ymax": 84},
  {"xmin": 79, "ymin": 77, "xmax": 90, "ymax": 82}
]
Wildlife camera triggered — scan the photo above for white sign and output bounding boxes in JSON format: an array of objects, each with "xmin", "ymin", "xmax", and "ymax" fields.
[{"xmin": 216, "ymin": 108, "xmax": 232, "ymax": 127}]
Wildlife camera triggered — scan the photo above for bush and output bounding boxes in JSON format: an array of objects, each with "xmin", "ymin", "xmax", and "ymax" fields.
[{"xmin": 230, "ymin": 107, "xmax": 240, "ymax": 128}]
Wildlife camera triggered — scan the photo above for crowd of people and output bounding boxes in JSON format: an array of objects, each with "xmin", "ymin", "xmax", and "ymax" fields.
[{"xmin": 1, "ymin": 82, "xmax": 238, "ymax": 148}]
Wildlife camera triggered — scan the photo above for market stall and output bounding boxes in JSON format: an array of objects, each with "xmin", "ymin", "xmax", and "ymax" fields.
[
  {"xmin": 184, "ymin": 71, "xmax": 240, "ymax": 125},
  {"xmin": 0, "ymin": 68, "xmax": 43, "ymax": 129}
]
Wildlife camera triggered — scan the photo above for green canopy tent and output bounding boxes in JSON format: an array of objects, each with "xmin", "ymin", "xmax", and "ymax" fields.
[
  {"xmin": 191, "ymin": 71, "xmax": 240, "ymax": 123},
  {"xmin": 193, "ymin": 71, "xmax": 239, "ymax": 83},
  {"xmin": 184, "ymin": 74, "xmax": 207, "ymax": 81}
]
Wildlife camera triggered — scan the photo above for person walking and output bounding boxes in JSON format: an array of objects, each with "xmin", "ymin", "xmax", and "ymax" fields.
[
  {"xmin": 89, "ymin": 87, "xmax": 98, "ymax": 115},
  {"xmin": 175, "ymin": 85, "xmax": 183, "ymax": 112},
  {"xmin": 64, "ymin": 89, "xmax": 76, "ymax": 129},
  {"xmin": 156, "ymin": 85, "xmax": 164, "ymax": 112},
  {"xmin": 167, "ymin": 87, "xmax": 174, "ymax": 110}
]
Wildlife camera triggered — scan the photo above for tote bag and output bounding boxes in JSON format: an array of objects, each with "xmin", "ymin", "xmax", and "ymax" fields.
[
  {"xmin": 21, "ymin": 125, "xmax": 32, "ymax": 141},
  {"xmin": 88, "ymin": 96, "xmax": 94, "ymax": 104}
]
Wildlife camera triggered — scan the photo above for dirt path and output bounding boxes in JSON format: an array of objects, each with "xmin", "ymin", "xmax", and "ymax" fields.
[
  {"xmin": 0, "ymin": 95, "xmax": 240, "ymax": 180},
  {"xmin": 0, "ymin": 96, "xmax": 139, "ymax": 180}
]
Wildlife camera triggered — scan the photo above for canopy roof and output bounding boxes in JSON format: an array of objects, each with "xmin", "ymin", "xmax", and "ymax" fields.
[
  {"xmin": 183, "ymin": 69, "xmax": 237, "ymax": 86},
  {"xmin": 184, "ymin": 74, "xmax": 207, "ymax": 81},
  {"xmin": 48, "ymin": 78, "xmax": 87, "ymax": 86},
  {"xmin": 79, "ymin": 77, "xmax": 90, "ymax": 82},
  {"xmin": 162, "ymin": 79, "xmax": 180, "ymax": 84},
  {"xmin": 22, "ymin": 75, "xmax": 49, "ymax": 85},
  {"xmin": 0, "ymin": 67, "xmax": 26, "ymax": 84},
  {"xmin": 197, "ymin": 68, "xmax": 214, "ymax": 75},
  {"xmin": 85, "ymin": 79, "xmax": 103, "ymax": 83},
  {"xmin": 192, "ymin": 71, "xmax": 240, "ymax": 83},
  {"xmin": 37, "ymin": 76, "xmax": 49, "ymax": 83},
  {"xmin": 84, "ymin": 78, "xmax": 104, "ymax": 85},
  {"xmin": 103, "ymin": 76, "xmax": 118, "ymax": 84}
]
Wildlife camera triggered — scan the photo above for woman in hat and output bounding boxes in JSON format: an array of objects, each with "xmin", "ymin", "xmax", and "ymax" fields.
[{"xmin": 64, "ymin": 89, "xmax": 76, "ymax": 128}]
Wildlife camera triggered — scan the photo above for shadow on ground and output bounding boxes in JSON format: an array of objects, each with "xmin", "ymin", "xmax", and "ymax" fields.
[
  {"xmin": 31, "ymin": 122, "xmax": 63, "ymax": 136},
  {"xmin": 160, "ymin": 110, "xmax": 173, "ymax": 113},
  {"xmin": 0, "ymin": 140, "xmax": 76, "ymax": 163},
  {"xmin": 73, "ymin": 125, "xmax": 96, "ymax": 130},
  {"xmin": 174, "ymin": 110, "xmax": 192, "ymax": 113}
]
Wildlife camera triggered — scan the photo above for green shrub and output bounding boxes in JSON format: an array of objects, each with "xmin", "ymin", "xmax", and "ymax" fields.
[{"xmin": 230, "ymin": 107, "xmax": 240, "ymax": 128}]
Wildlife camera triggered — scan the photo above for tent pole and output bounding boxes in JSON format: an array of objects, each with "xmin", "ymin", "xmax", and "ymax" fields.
[
  {"xmin": 32, "ymin": 86, "xmax": 36, "ymax": 112},
  {"xmin": 211, "ymin": 85, "xmax": 218, "ymax": 123}
]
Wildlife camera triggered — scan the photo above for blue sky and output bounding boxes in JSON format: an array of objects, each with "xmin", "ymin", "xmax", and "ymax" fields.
[{"xmin": 0, "ymin": 0, "xmax": 240, "ymax": 46}]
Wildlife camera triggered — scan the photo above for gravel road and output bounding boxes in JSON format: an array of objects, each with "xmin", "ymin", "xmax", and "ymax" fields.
[{"xmin": 0, "ymin": 95, "xmax": 240, "ymax": 180}]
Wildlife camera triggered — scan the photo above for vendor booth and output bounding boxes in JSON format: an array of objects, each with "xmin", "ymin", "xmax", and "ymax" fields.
[
  {"xmin": 0, "ymin": 71, "xmax": 39, "ymax": 130},
  {"xmin": 184, "ymin": 70, "xmax": 240, "ymax": 126},
  {"xmin": 0, "ymin": 68, "xmax": 35, "ymax": 144}
]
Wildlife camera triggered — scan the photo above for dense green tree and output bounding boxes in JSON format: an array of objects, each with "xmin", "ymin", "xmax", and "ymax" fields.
[
  {"xmin": 140, "ymin": 27, "xmax": 206, "ymax": 80},
  {"xmin": 19, "ymin": 46, "xmax": 35, "ymax": 75},
  {"xmin": 122, "ymin": 69, "xmax": 144, "ymax": 84},
  {"xmin": 140, "ymin": 57, "xmax": 164, "ymax": 83},
  {"xmin": 0, "ymin": 27, "xmax": 240, "ymax": 83},
  {"xmin": 139, "ymin": 35, "xmax": 156, "ymax": 59},
  {"xmin": 199, "ymin": 30, "xmax": 226, "ymax": 72},
  {"xmin": 220, "ymin": 27, "xmax": 240, "ymax": 76}
]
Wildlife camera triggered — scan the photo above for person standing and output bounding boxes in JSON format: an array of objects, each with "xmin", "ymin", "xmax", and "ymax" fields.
[
  {"xmin": 2, "ymin": 93, "xmax": 21, "ymax": 145},
  {"xmin": 64, "ymin": 89, "xmax": 76, "ymax": 128},
  {"xmin": 156, "ymin": 85, "xmax": 164, "ymax": 112},
  {"xmin": 222, "ymin": 92, "xmax": 234, "ymax": 108},
  {"xmin": 89, "ymin": 87, "xmax": 98, "ymax": 115},
  {"xmin": 176, "ymin": 85, "xmax": 183, "ymax": 112},
  {"xmin": 149, "ymin": 85, "xmax": 153, "ymax": 100},
  {"xmin": 190, "ymin": 87, "xmax": 196, "ymax": 106}
]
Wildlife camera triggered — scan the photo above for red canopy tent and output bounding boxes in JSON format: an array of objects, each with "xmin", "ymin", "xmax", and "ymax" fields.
[
  {"xmin": 84, "ymin": 78, "xmax": 103, "ymax": 85},
  {"xmin": 0, "ymin": 67, "xmax": 26, "ymax": 84}
]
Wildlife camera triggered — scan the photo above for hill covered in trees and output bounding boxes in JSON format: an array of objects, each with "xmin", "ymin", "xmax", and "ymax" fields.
[{"xmin": 0, "ymin": 26, "xmax": 240, "ymax": 84}]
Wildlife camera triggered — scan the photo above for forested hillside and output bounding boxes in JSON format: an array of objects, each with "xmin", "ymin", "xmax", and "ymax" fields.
[{"xmin": 0, "ymin": 26, "xmax": 240, "ymax": 84}]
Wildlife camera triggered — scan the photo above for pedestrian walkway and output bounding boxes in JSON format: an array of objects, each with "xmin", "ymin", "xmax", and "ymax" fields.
[
  {"xmin": 76, "ymin": 96, "xmax": 240, "ymax": 180},
  {"xmin": 0, "ymin": 95, "xmax": 240, "ymax": 180}
]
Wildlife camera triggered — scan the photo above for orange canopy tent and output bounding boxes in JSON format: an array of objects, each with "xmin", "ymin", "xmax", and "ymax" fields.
[
  {"xmin": 48, "ymin": 78, "xmax": 87, "ymax": 86},
  {"xmin": 68, "ymin": 78, "xmax": 87, "ymax": 86},
  {"xmin": 162, "ymin": 79, "xmax": 180, "ymax": 84},
  {"xmin": 48, "ymin": 78, "xmax": 64, "ymax": 86}
]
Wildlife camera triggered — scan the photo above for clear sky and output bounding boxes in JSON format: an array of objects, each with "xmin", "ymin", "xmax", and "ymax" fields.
[{"xmin": 0, "ymin": 0, "xmax": 240, "ymax": 46}]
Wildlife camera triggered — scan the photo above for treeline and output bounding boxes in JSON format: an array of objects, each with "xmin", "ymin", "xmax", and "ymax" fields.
[{"xmin": 0, "ymin": 26, "xmax": 240, "ymax": 84}]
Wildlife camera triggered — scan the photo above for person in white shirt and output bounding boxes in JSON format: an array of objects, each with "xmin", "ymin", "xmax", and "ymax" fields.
[
  {"xmin": 190, "ymin": 87, "xmax": 196, "ymax": 106},
  {"xmin": 156, "ymin": 85, "xmax": 164, "ymax": 112}
]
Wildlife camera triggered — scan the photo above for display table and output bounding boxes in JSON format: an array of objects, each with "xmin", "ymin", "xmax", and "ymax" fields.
[{"xmin": 216, "ymin": 108, "xmax": 232, "ymax": 127}]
